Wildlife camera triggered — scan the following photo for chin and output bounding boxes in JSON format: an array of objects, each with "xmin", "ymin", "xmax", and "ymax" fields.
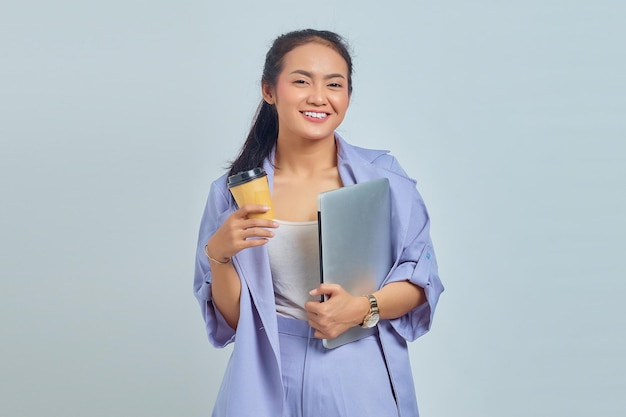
[{"xmin": 304, "ymin": 133, "xmax": 336, "ymax": 142}]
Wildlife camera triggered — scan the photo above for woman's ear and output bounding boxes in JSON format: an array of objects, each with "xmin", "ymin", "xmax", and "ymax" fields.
[{"xmin": 262, "ymin": 82, "xmax": 275, "ymax": 104}]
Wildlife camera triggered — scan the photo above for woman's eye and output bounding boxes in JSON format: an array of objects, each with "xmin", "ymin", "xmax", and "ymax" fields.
[
  {"xmin": 293, "ymin": 79, "xmax": 307, "ymax": 85},
  {"xmin": 328, "ymin": 82, "xmax": 343, "ymax": 88}
]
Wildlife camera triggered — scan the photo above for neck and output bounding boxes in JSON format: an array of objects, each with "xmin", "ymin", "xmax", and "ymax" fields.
[{"xmin": 274, "ymin": 136, "xmax": 337, "ymax": 177}]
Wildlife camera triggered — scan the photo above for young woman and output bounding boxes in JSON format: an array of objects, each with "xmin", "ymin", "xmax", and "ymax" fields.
[{"xmin": 194, "ymin": 29, "xmax": 444, "ymax": 417}]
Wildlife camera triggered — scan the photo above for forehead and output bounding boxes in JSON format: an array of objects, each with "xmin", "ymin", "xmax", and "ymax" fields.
[{"xmin": 280, "ymin": 42, "xmax": 348, "ymax": 76}]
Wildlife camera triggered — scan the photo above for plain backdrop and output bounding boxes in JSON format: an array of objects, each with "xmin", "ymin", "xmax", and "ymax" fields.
[{"xmin": 1, "ymin": 1, "xmax": 624, "ymax": 416}]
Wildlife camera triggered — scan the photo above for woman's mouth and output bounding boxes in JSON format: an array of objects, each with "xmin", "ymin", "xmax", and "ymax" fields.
[{"xmin": 301, "ymin": 111, "xmax": 329, "ymax": 120}]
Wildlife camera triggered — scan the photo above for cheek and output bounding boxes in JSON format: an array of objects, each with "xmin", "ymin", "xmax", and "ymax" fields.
[
  {"xmin": 274, "ymin": 83, "xmax": 286, "ymax": 98},
  {"xmin": 274, "ymin": 83, "xmax": 297, "ymax": 104},
  {"xmin": 334, "ymin": 94, "xmax": 350, "ymax": 111}
]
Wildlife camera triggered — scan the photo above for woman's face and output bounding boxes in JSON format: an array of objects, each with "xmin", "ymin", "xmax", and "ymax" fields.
[{"xmin": 263, "ymin": 42, "xmax": 350, "ymax": 145}]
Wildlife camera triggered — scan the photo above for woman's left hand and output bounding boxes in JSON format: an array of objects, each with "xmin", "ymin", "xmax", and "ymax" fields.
[{"xmin": 304, "ymin": 284, "xmax": 369, "ymax": 339}]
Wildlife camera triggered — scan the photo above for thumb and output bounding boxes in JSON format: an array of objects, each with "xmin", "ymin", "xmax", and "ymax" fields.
[{"xmin": 309, "ymin": 283, "xmax": 339, "ymax": 297}]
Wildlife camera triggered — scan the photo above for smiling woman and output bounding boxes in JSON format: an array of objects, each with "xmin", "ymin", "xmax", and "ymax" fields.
[
  {"xmin": 193, "ymin": 29, "xmax": 444, "ymax": 417},
  {"xmin": 263, "ymin": 42, "xmax": 350, "ymax": 148}
]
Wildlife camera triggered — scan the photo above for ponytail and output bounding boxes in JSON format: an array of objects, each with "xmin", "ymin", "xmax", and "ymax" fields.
[{"xmin": 228, "ymin": 100, "xmax": 278, "ymax": 177}]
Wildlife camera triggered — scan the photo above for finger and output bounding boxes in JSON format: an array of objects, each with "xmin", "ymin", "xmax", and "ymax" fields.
[
  {"xmin": 238, "ymin": 204, "xmax": 272, "ymax": 217},
  {"xmin": 311, "ymin": 326, "xmax": 336, "ymax": 340},
  {"xmin": 243, "ymin": 218, "xmax": 279, "ymax": 230},
  {"xmin": 307, "ymin": 318, "xmax": 323, "ymax": 333},
  {"xmin": 239, "ymin": 237, "xmax": 270, "ymax": 249},
  {"xmin": 304, "ymin": 300, "xmax": 321, "ymax": 315},
  {"xmin": 313, "ymin": 329, "xmax": 326, "ymax": 339},
  {"xmin": 309, "ymin": 283, "xmax": 340, "ymax": 297},
  {"xmin": 242, "ymin": 227, "xmax": 276, "ymax": 241}
]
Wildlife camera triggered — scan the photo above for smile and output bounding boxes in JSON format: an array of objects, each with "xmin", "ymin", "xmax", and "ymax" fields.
[{"xmin": 302, "ymin": 111, "xmax": 328, "ymax": 119}]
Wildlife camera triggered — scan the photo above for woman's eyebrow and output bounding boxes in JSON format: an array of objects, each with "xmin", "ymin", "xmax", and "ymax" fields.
[{"xmin": 289, "ymin": 69, "xmax": 346, "ymax": 80}]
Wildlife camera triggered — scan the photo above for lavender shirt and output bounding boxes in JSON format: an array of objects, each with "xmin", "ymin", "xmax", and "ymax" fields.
[{"xmin": 194, "ymin": 134, "xmax": 444, "ymax": 416}]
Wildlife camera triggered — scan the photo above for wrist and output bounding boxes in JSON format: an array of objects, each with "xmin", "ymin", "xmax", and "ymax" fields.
[
  {"xmin": 360, "ymin": 294, "xmax": 380, "ymax": 328},
  {"xmin": 356, "ymin": 296, "xmax": 370, "ymax": 326},
  {"xmin": 203, "ymin": 244, "xmax": 231, "ymax": 264}
]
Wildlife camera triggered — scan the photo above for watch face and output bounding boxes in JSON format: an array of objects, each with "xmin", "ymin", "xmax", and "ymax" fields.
[{"xmin": 364, "ymin": 313, "xmax": 380, "ymax": 328}]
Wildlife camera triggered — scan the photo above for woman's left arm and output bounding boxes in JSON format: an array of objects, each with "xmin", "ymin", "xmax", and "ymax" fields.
[
  {"xmin": 305, "ymin": 280, "xmax": 425, "ymax": 340},
  {"xmin": 374, "ymin": 280, "xmax": 426, "ymax": 320}
]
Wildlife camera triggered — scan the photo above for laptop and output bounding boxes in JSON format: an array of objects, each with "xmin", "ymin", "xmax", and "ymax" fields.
[{"xmin": 317, "ymin": 178, "xmax": 393, "ymax": 349}]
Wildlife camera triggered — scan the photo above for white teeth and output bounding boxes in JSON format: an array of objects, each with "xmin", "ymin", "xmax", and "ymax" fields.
[{"xmin": 303, "ymin": 111, "xmax": 328, "ymax": 119}]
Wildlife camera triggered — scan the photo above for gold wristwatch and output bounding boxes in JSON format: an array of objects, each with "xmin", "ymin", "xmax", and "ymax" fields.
[{"xmin": 361, "ymin": 294, "xmax": 380, "ymax": 328}]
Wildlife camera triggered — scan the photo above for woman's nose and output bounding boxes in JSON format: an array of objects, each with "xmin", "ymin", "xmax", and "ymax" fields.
[{"xmin": 306, "ymin": 87, "xmax": 326, "ymax": 105}]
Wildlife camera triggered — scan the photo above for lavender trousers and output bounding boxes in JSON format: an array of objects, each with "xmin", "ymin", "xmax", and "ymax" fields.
[{"xmin": 277, "ymin": 316, "xmax": 400, "ymax": 417}]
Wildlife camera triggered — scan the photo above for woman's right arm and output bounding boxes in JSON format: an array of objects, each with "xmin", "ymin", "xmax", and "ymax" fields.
[{"xmin": 205, "ymin": 205, "xmax": 278, "ymax": 329}]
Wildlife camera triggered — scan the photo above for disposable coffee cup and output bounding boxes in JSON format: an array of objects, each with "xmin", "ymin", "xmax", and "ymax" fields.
[{"xmin": 227, "ymin": 168, "xmax": 275, "ymax": 220}]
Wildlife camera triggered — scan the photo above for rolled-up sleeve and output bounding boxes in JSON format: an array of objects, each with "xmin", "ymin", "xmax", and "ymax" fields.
[
  {"xmin": 384, "ymin": 185, "xmax": 444, "ymax": 342},
  {"xmin": 193, "ymin": 180, "xmax": 236, "ymax": 347}
]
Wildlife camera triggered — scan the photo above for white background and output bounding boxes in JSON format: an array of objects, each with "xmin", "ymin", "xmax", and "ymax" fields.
[{"xmin": 1, "ymin": 1, "xmax": 624, "ymax": 416}]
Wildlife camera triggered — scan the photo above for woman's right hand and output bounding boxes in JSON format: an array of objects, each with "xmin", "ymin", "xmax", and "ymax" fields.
[{"xmin": 205, "ymin": 204, "xmax": 278, "ymax": 262}]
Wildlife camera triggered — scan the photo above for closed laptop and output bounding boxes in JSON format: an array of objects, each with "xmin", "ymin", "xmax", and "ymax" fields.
[{"xmin": 317, "ymin": 178, "xmax": 392, "ymax": 349}]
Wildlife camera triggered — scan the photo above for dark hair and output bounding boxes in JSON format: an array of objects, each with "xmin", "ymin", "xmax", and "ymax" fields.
[{"xmin": 228, "ymin": 29, "xmax": 353, "ymax": 176}]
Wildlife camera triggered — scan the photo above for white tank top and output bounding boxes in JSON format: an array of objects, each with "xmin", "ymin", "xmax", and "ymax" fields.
[{"xmin": 267, "ymin": 220, "xmax": 320, "ymax": 320}]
